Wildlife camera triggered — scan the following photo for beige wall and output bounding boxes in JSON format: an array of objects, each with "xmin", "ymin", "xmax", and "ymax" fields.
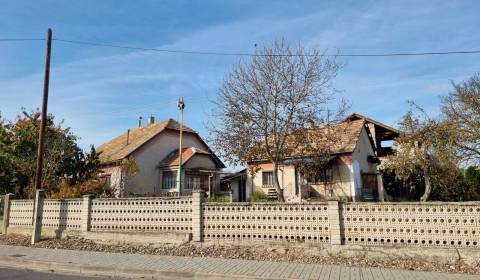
[
  {"xmin": 247, "ymin": 162, "xmax": 298, "ymax": 202},
  {"xmin": 184, "ymin": 154, "xmax": 217, "ymax": 169},
  {"xmin": 8, "ymin": 196, "xmax": 480, "ymax": 250},
  {"xmin": 308, "ymin": 155, "xmax": 353, "ymax": 200},
  {"xmin": 99, "ymin": 165, "xmax": 123, "ymax": 196}
]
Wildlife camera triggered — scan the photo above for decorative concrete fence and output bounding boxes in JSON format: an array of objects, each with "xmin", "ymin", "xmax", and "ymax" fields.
[{"xmin": 2, "ymin": 190, "xmax": 480, "ymax": 249}]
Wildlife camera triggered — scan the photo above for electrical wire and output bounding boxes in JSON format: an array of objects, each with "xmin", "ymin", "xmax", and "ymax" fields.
[
  {"xmin": 0, "ymin": 38, "xmax": 44, "ymax": 42},
  {"xmin": 53, "ymin": 38, "xmax": 480, "ymax": 57},
  {"xmin": 1, "ymin": 37, "xmax": 480, "ymax": 57}
]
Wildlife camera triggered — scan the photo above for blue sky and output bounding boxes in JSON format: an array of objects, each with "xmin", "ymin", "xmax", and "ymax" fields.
[{"xmin": 0, "ymin": 0, "xmax": 479, "ymax": 167}]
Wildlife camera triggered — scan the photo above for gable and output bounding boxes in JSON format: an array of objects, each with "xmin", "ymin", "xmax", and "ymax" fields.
[{"xmin": 97, "ymin": 118, "xmax": 196, "ymax": 163}]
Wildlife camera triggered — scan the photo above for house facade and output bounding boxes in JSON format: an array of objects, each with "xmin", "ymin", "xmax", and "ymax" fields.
[
  {"xmin": 96, "ymin": 117, "xmax": 225, "ymax": 197},
  {"xmin": 244, "ymin": 115, "xmax": 398, "ymax": 202}
]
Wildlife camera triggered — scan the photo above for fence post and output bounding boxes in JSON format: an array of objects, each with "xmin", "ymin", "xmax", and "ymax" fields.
[
  {"xmin": 192, "ymin": 189, "xmax": 205, "ymax": 242},
  {"xmin": 31, "ymin": 189, "xmax": 45, "ymax": 244},
  {"xmin": 81, "ymin": 194, "xmax": 93, "ymax": 232},
  {"xmin": 2, "ymin": 193, "xmax": 14, "ymax": 234},
  {"xmin": 327, "ymin": 199, "xmax": 342, "ymax": 245}
]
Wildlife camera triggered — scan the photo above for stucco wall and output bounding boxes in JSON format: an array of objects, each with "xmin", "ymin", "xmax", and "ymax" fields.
[
  {"xmin": 99, "ymin": 166, "xmax": 123, "ymax": 196},
  {"xmin": 124, "ymin": 129, "xmax": 210, "ymax": 196},
  {"xmin": 309, "ymin": 155, "xmax": 353, "ymax": 200},
  {"xmin": 184, "ymin": 154, "xmax": 217, "ymax": 169},
  {"xmin": 351, "ymin": 127, "xmax": 377, "ymax": 174},
  {"xmin": 247, "ymin": 158, "xmax": 355, "ymax": 202},
  {"xmin": 247, "ymin": 163, "xmax": 298, "ymax": 202},
  {"xmin": 229, "ymin": 179, "xmax": 240, "ymax": 201}
]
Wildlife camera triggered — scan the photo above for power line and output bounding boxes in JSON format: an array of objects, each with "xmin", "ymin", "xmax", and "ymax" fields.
[
  {"xmin": 1, "ymin": 37, "xmax": 480, "ymax": 57},
  {"xmin": 53, "ymin": 38, "xmax": 480, "ymax": 57},
  {"xmin": 0, "ymin": 38, "xmax": 44, "ymax": 42}
]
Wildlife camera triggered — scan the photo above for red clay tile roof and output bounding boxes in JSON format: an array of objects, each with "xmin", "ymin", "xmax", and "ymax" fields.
[
  {"xmin": 248, "ymin": 119, "xmax": 367, "ymax": 163},
  {"xmin": 159, "ymin": 147, "xmax": 211, "ymax": 167},
  {"xmin": 96, "ymin": 118, "xmax": 196, "ymax": 163},
  {"xmin": 305, "ymin": 119, "xmax": 366, "ymax": 154}
]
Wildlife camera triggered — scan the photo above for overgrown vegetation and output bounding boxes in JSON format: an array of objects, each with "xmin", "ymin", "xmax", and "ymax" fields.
[
  {"xmin": 385, "ymin": 73, "xmax": 480, "ymax": 201},
  {"xmin": 0, "ymin": 109, "xmax": 111, "ymax": 199},
  {"xmin": 251, "ymin": 191, "xmax": 275, "ymax": 202}
]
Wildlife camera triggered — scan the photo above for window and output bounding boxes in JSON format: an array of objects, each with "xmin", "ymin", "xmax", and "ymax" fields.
[
  {"xmin": 162, "ymin": 171, "xmax": 177, "ymax": 189},
  {"xmin": 305, "ymin": 168, "xmax": 333, "ymax": 184},
  {"xmin": 262, "ymin": 171, "xmax": 274, "ymax": 187},
  {"xmin": 104, "ymin": 175, "xmax": 111, "ymax": 187},
  {"xmin": 185, "ymin": 174, "xmax": 201, "ymax": 190}
]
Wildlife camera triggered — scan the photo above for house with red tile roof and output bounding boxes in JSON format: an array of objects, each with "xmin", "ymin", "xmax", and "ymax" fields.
[
  {"xmin": 96, "ymin": 116, "xmax": 225, "ymax": 197},
  {"xmin": 244, "ymin": 115, "xmax": 398, "ymax": 202}
]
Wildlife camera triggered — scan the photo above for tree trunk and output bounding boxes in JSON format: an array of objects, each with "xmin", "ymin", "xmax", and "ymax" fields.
[
  {"xmin": 420, "ymin": 168, "xmax": 432, "ymax": 202},
  {"xmin": 272, "ymin": 162, "xmax": 285, "ymax": 202}
]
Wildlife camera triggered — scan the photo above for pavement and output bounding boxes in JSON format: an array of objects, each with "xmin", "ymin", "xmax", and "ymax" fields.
[
  {"xmin": 0, "ymin": 245, "xmax": 478, "ymax": 280},
  {"xmin": 0, "ymin": 267, "xmax": 120, "ymax": 279}
]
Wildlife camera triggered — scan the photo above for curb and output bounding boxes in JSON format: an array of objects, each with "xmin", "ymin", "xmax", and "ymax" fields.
[{"xmin": 0, "ymin": 255, "xmax": 281, "ymax": 280}]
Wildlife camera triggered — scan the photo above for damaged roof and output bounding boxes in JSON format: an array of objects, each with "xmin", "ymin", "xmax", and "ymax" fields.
[{"xmin": 295, "ymin": 119, "xmax": 367, "ymax": 155}]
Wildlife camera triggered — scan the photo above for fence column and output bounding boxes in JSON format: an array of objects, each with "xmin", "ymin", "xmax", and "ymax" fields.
[
  {"xmin": 81, "ymin": 195, "xmax": 93, "ymax": 232},
  {"xmin": 327, "ymin": 199, "xmax": 342, "ymax": 245},
  {"xmin": 192, "ymin": 189, "xmax": 205, "ymax": 242},
  {"xmin": 2, "ymin": 193, "xmax": 14, "ymax": 234},
  {"xmin": 31, "ymin": 189, "xmax": 45, "ymax": 244}
]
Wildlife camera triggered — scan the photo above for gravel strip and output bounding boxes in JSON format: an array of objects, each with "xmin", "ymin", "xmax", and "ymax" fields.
[{"xmin": 0, "ymin": 234, "xmax": 478, "ymax": 275}]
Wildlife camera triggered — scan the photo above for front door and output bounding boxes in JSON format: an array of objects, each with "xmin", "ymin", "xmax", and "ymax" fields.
[
  {"xmin": 239, "ymin": 176, "xmax": 246, "ymax": 202},
  {"xmin": 361, "ymin": 173, "xmax": 378, "ymax": 201}
]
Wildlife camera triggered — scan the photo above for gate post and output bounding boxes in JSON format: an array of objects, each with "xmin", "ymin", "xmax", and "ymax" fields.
[
  {"xmin": 192, "ymin": 189, "xmax": 205, "ymax": 242},
  {"xmin": 2, "ymin": 193, "xmax": 14, "ymax": 234},
  {"xmin": 327, "ymin": 199, "xmax": 342, "ymax": 245},
  {"xmin": 31, "ymin": 189, "xmax": 45, "ymax": 244},
  {"xmin": 81, "ymin": 194, "xmax": 93, "ymax": 232}
]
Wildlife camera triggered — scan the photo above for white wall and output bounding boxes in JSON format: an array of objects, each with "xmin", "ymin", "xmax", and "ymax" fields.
[{"xmin": 351, "ymin": 127, "xmax": 377, "ymax": 174}]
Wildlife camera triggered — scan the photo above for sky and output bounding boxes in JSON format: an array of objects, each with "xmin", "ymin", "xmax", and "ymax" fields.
[{"xmin": 0, "ymin": 0, "xmax": 479, "ymax": 169}]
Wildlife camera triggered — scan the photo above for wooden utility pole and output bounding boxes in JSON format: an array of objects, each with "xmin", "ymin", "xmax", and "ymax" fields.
[{"xmin": 34, "ymin": 28, "xmax": 52, "ymax": 191}]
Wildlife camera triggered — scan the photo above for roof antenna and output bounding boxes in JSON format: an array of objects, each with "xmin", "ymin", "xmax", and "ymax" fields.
[{"xmin": 138, "ymin": 116, "xmax": 143, "ymax": 128}]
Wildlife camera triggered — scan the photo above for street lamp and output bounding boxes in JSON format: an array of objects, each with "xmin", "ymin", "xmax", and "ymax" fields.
[{"xmin": 176, "ymin": 97, "xmax": 185, "ymax": 195}]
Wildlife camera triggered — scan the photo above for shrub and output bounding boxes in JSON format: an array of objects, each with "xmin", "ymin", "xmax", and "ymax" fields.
[{"xmin": 49, "ymin": 178, "xmax": 114, "ymax": 199}]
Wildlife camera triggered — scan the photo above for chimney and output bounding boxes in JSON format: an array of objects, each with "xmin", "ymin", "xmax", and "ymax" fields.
[
  {"xmin": 307, "ymin": 119, "xmax": 316, "ymax": 129},
  {"xmin": 138, "ymin": 116, "xmax": 143, "ymax": 128},
  {"xmin": 147, "ymin": 114, "xmax": 155, "ymax": 125},
  {"xmin": 126, "ymin": 129, "xmax": 130, "ymax": 145}
]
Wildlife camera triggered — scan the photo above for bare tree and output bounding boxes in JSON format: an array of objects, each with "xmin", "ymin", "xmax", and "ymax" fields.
[
  {"xmin": 385, "ymin": 104, "xmax": 458, "ymax": 202},
  {"xmin": 208, "ymin": 39, "xmax": 344, "ymax": 201},
  {"xmin": 441, "ymin": 74, "xmax": 480, "ymax": 164}
]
